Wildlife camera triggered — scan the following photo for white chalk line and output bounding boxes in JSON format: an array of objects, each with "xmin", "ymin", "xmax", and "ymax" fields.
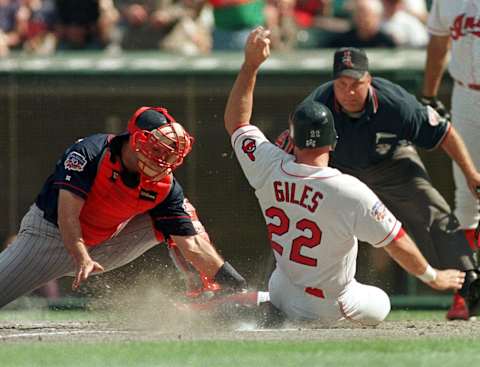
[
  {"xmin": 1, "ymin": 327, "xmax": 299, "ymax": 340},
  {"xmin": 1, "ymin": 329, "xmax": 130, "ymax": 339}
]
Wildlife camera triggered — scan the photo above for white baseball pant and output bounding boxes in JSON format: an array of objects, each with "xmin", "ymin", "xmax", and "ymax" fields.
[
  {"xmin": 268, "ymin": 267, "xmax": 391, "ymax": 326},
  {"xmin": 451, "ymin": 84, "xmax": 480, "ymax": 229}
]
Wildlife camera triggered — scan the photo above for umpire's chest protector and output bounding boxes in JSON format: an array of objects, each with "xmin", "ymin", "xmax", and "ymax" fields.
[{"xmin": 80, "ymin": 150, "xmax": 172, "ymax": 246}]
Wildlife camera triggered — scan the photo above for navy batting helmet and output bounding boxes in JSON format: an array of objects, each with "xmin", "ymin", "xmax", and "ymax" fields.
[{"xmin": 290, "ymin": 101, "xmax": 337, "ymax": 149}]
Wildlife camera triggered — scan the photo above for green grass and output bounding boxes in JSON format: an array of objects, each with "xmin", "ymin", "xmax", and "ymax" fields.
[{"xmin": 0, "ymin": 339, "xmax": 479, "ymax": 367}]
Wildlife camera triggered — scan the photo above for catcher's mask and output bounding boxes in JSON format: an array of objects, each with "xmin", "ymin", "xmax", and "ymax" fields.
[{"xmin": 127, "ymin": 107, "xmax": 194, "ymax": 185}]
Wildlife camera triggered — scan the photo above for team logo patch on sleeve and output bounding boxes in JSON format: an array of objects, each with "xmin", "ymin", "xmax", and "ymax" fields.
[
  {"xmin": 64, "ymin": 151, "xmax": 87, "ymax": 172},
  {"xmin": 370, "ymin": 201, "xmax": 387, "ymax": 222},
  {"xmin": 242, "ymin": 138, "xmax": 257, "ymax": 161}
]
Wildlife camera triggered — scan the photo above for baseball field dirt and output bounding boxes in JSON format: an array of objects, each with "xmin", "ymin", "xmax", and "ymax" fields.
[{"xmin": 1, "ymin": 311, "xmax": 479, "ymax": 343}]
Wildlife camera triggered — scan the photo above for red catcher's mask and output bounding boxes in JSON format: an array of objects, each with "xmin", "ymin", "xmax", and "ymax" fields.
[{"xmin": 127, "ymin": 107, "xmax": 194, "ymax": 185}]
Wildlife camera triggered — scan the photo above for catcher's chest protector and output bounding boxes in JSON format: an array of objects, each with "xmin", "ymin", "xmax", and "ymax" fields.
[{"xmin": 79, "ymin": 150, "xmax": 172, "ymax": 246}]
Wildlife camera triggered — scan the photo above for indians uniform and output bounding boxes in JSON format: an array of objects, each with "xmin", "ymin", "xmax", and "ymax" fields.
[
  {"xmin": 427, "ymin": 0, "xmax": 480, "ymax": 230},
  {"xmin": 301, "ymin": 77, "xmax": 477, "ymax": 273},
  {"xmin": 0, "ymin": 133, "xmax": 202, "ymax": 308},
  {"xmin": 232, "ymin": 125, "xmax": 401, "ymax": 325}
]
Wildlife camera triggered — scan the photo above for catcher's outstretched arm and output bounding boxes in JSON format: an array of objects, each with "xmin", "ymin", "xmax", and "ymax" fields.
[{"xmin": 57, "ymin": 189, "xmax": 104, "ymax": 289}]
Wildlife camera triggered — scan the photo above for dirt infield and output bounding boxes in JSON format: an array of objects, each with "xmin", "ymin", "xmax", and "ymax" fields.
[{"xmin": 1, "ymin": 318, "xmax": 478, "ymax": 343}]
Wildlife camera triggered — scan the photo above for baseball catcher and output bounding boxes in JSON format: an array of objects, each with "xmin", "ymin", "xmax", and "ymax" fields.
[{"xmin": 0, "ymin": 106, "xmax": 247, "ymax": 309}]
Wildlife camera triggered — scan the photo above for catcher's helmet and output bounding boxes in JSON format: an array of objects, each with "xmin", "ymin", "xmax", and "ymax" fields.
[
  {"xmin": 127, "ymin": 107, "xmax": 193, "ymax": 183},
  {"xmin": 289, "ymin": 101, "xmax": 337, "ymax": 149}
]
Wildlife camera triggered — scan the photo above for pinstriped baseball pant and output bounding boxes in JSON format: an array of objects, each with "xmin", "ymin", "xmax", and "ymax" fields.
[{"xmin": 0, "ymin": 204, "xmax": 159, "ymax": 308}]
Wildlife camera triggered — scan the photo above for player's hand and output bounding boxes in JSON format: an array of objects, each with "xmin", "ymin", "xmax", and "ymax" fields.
[
  {"xmin": 466, "ymin": 175, "xmax": 480, "ymax": 199},
  {"xmin": 72, "ymin": 258, "xmax": 105, "ymax": 290},
  {"xmin": 213, "ymin": 261, "xmax": 247, "ymax": 294},
  {"xmin": 427, "ymin": 269, "xmax": 465, "ymax": 291},
  {"xmin": 419, "ymin": 96, "xmax": 451, "ymax": 121},
  {"xmin": 244, "ymin": 26, "xmax": 271, "ymax": 70}
]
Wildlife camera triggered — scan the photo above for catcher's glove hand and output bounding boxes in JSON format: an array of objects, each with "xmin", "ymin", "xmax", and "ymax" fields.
[
  {"xmin": 420, "ymin": 96, "xmax": 451, "ymax": 121},
  {"xmin": 213, "ymin": 261, "xmax": 247, "ymax": 293}
]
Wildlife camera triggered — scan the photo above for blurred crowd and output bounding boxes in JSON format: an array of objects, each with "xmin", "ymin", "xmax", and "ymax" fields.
[{"xmin": 0, "ymin": 0, "xmax": 431, "ymax": 57}]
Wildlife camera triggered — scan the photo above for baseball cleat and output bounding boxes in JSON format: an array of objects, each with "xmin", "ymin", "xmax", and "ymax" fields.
[
  {"xmin": 451, "ymin": 269, "xmax": 480, "ymax": 320},
  {"xmin": 255, "ymin": 301, "xmax": 287, "ymax": 329},
  {"xmin": 446, "ymin": 293, "xmax": 469, "ymax": 321}
]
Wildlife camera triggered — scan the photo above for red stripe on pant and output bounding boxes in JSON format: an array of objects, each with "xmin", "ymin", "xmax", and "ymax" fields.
[{"xmin": 305, "ymin": 287, "xmax": 325, "ymax": 298}]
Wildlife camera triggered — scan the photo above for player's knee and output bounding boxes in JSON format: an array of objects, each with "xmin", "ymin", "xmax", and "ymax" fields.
[{"xmin": 363, "ymin": 288, "xmax": 391, "ymax": 326}]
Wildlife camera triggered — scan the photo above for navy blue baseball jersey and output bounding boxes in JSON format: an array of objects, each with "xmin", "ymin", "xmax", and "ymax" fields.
[
  {"xmin": 303, "ymin": 77, "xmax": 450, "ymax": 169},
  {"xmin": 36, "ymin": 134, "xmax": 196, "ymax": 245}
]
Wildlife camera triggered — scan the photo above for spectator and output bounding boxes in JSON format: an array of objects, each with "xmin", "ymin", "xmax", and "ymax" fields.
[
  {"xmin": 264, "ymin": 0, "xmax": 297, "ymax": 50},
  {"xmin": 207, "ymin": 0, "xmax": 267, "ymax": 50},
  {"xmin": 0, "ymin": 0, "xmax": 21, "ymax": 56},
  {"xmin": 55, "ymin": 0, "xmax": 119, "ymax": 50},
  {"xmin": 158, "ymin": 0, "xmax": 213, "ymax": 55},
  {"xmin": 381, "ymin": 0, "xmax": 428, "ymax": 48},
  {"xmin": 403, "ymin": 0, "xmax": 428, "ymax": 24},
  {"xmin": 292, "ymin": 0, "xmax": 350, "ymax": 48},
  {"xmin": 117, "ymin": 0, "xmax": 212, "ymax": 54},
  {"xmin": 16, "ymin": 0, "xmax": 57, "ymax": 55},
  {"xmin": 325, "ymin": 0, "xmax": 395, "ymax": 48}
]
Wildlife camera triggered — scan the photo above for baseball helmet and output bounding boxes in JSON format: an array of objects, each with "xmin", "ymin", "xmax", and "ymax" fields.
[
  {"xmin": 127, "ymin": 107, "xmax": 194, "ymax": 184},
  {"xmin": 289, "ymin": 101, "xmax": 337, "ymax": 149}
]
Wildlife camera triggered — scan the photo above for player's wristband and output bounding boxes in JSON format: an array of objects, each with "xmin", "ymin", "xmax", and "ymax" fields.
[
  {"xmin": 213, "ymin": 261, "xmax": 247, "ymax": 291},
  {"xmin": 417, "ymin": 265, "xmax": 437, "ymax": 283}
]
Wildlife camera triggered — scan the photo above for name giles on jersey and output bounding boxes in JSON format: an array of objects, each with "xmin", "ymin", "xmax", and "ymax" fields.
[{"xmin": 273, "ymin": 181, "xmax": 323, "ymax": 213}]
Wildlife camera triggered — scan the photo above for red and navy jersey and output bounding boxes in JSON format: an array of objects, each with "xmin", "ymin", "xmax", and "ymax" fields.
[
  {"xmin": 303, "ymin": 77, "xmax": 451, "ymax": 169},
  {"xmin": 35, "ymin": 134, "xmax": 196, "ymax": 246}
]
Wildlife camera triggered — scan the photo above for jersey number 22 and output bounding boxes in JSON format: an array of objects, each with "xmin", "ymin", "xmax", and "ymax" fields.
[{"xmin": 265, "ymin": 206, "xmax": 322, "ymax": 267}]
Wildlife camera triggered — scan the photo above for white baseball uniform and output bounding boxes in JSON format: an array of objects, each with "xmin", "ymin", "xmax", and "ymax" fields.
[
  {"xmin": 428, "ymin": 0, "xmax": 480, "ymax": 229},
  {"xmin": 232, "ymin": 125, "xmax": 402, "ymax": 326}
]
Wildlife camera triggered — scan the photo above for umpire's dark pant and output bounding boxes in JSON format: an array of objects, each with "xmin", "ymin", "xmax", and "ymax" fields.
[{"xmin": 334, "ymin": 146, "xmax": 476, "ymax": 272}]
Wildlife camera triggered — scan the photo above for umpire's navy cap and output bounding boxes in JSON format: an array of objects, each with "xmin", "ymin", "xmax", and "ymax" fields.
[{"xmin": 333, "ymin": 47, "xmax": 369, "ymax": 80}]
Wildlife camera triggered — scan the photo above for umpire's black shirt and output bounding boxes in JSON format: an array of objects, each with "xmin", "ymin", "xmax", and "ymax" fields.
[{"xmin": 303, "ymin": 77, "xmax": 450, "ymax": 169}]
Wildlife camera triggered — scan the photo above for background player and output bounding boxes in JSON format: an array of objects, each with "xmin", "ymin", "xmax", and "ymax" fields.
[
  {"xmin": 422, "ymin": 1, "xmax": 480, "ymax": 251},
  {"xmin": 422, "ymin": 0, "xmax": 480, "ymax": 319},
  {"xmin": 0, "ymin": 106, "xmax": 246, "ymax": 308},
  {"xmin": 222, "ymin": 27, "xmax": 464, "ymax": 326}
]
